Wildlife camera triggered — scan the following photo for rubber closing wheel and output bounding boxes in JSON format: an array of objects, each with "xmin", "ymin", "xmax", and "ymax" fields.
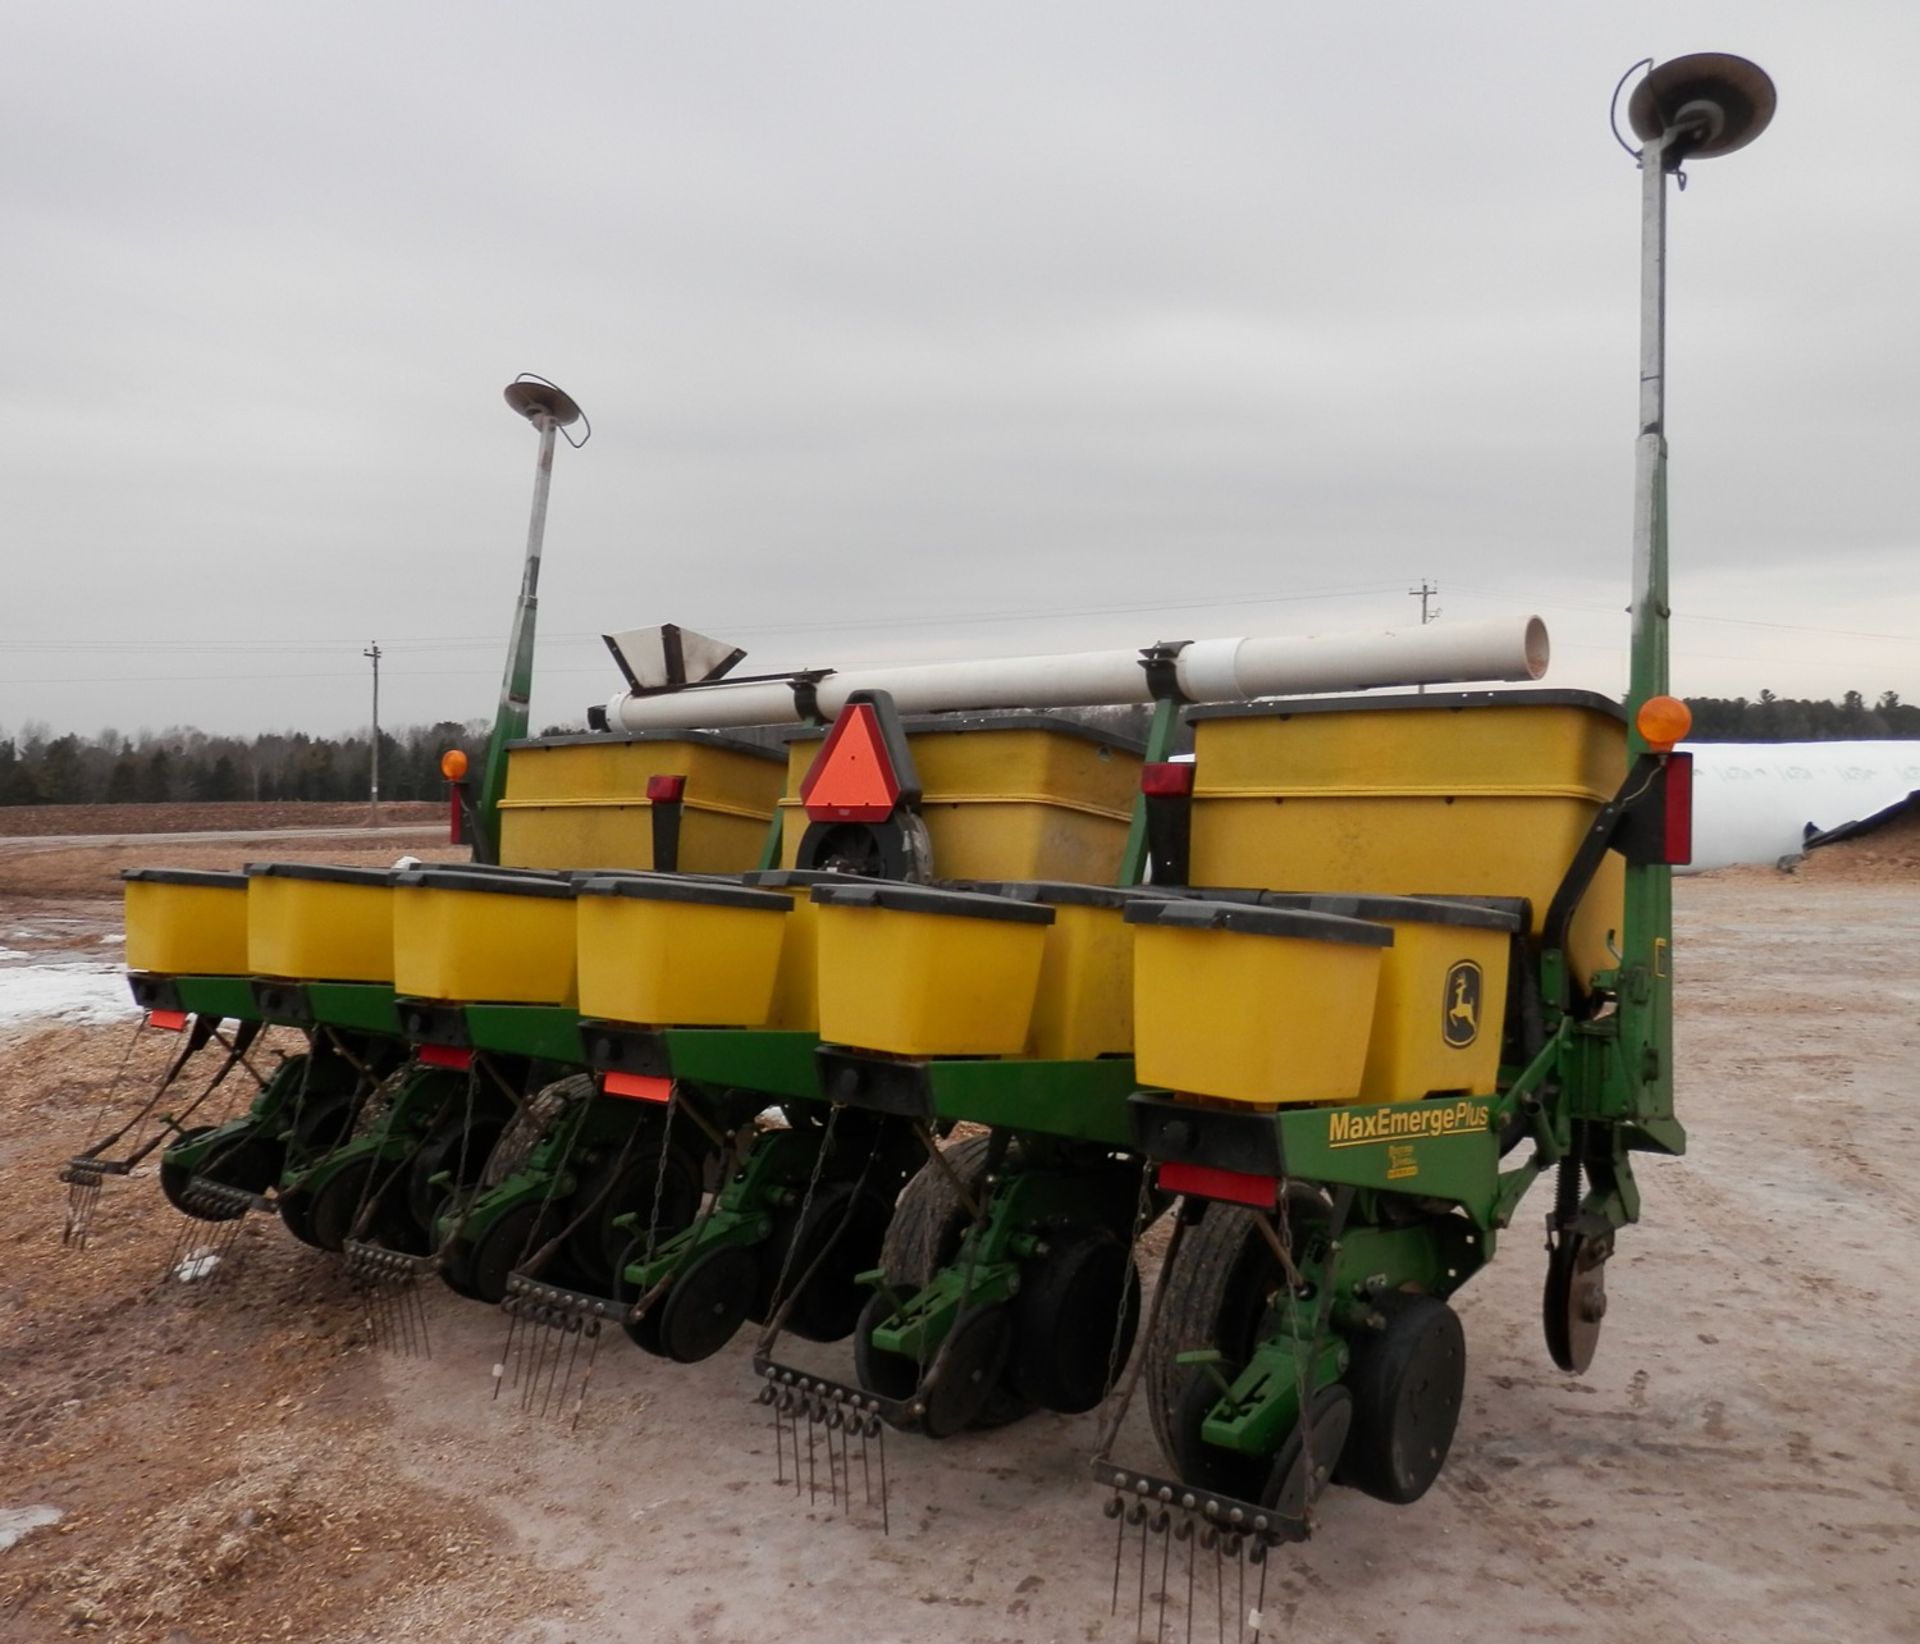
[
  {"xmin": 565, "ymin": 1131, "xmax": 703, "ymax": 1296},
  {"xmin": 1010, "ymin": 1226, "xmax": 1142, "ymax": 1414},
  {"xmin": 466, "ymin": 1203, "xmax": 551, "ymax": 1306},
  {"xmin": 308, "ymin": 1159, "xmax": 424, "ymax": 1256},
  {"xmin": 409, "ymin": 1115, "xmax": 508, "ymax": 1237},
  {"xmin": 305, "ymin": 1159, "xmax": 376, "ymax": 1253},
  {"xmin": 161, "ymin": 1126, "xmax": 279, "ymax": 1222},
  {"xmin": 1336, "ymin": 1292, "xmax": 1466, "ymax": 1504},
  {"xmin": 764, "ymin": 1181, "xmax": 896, "ymax": 1344},
  {"xmin": 922, "ymin": 1304, "xmax": 1014, "ymax": 1439},
  {"xmin": 649, "ymin": 1243, "xmax": 757, "ymax": 1364},
  {"xmin": 1263, "ymin": 1384, "xmax": 1352, "ymax": 1523},
  {"xmin": 278, "ymin": 1183, "xmax": 323, "ymax": 1249}
]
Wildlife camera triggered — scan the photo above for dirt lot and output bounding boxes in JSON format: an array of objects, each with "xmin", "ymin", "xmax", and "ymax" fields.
[{"xmin": 1, "ymin": 856, "xmax": 1915, "ymax": 1643}]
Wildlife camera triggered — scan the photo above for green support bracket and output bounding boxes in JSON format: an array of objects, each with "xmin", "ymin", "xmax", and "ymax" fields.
[
  {"xmin": 1274, "ymin": 1096, "xmax": 1502, "ymax": 1223},
  {"xmin": 175, "ymin": 975, "xmax": 264, "ymax": 1023},
  {"xmin": 620, "ymin": 1124, "xmax": 825, "ymax": 1292},
  {"xmin": 661, "ymin": 1028, "xmax": 823, "ymax": 1102},
  {"xmin": 1201, "ymin": 1334, "xmax": 1348, "ymax": 1458},
  {"xmin": 868, "ymin": 1145, "xmax": 1147, "ymax": 1361},
  {"xmin": 463, "ymin": 1003, "xmax": 588, "ymax": 1064},
  {"xmin": 929, "ymin": 1057, "xmax": 1139, "ymax": 1147},
  {"xmin": 872, "ymin": 1257, "xmax": 1022, "ymax": 1360},
  {"xmin": 305, "ymin": 982, "xmax": 404, "ymax": 1038}
]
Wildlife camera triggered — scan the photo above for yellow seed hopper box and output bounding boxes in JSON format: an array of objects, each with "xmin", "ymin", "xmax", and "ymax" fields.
[
  {"xmin": 121, "ymin": 868, "xmax": 250, "ymax": 977},
  {"xmin": 956, "ymin": 879, "xmax": 1174, "ymax": 1061},
  {"xmin": 1126, "ymin": 896, "xmax": 1391, "ymax": 1107},
  {"xmin": 739, "ymin": 869, "xmax": 875, "ymax": 1032},
  {"xmin": 779, "ymin": 713, "xmax": 1142, "ymax": 884},
  {"xmin": 1184, "ymin": 690, "xmax": 1626, "ymax": 984},
  {"xmin": 246, "ymin": 863, "xmax": 395, "ymax": 984},
  {"xmin": 812, "ymin": 880, "xmax": 1054, "ymax": 1058},
  {"xmin": 391, "ymin": 865, "xmax": 577, "ymax": 1005},
  {"xmin": 1260, "ymin": 892, "xmax": 1524, "ymax": 1101},
  {"xmin": 575, "ymin": 872, "xmax": 791, "ymax": 1028},
  {"xmin": 497, "ymin": 730, "xmax": 785, "ymax": 873}
]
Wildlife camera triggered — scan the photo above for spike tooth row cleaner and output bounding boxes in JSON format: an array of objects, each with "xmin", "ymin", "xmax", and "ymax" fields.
[{"xmin": 59, "ymin": 58, "xmax": 1776, "ymax": 1641}]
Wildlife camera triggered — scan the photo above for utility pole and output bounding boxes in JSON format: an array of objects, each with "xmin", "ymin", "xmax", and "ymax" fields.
[
  {"xmin": 1409, "ymin": 581, "xmax": 1439, "ymax": 692},
  {"xmin": 363, "ymin": 641, "xmax": 382, "ymax": 820}
]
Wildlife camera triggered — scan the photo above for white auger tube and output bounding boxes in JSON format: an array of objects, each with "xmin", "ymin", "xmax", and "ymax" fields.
[{"xmin": 604, "ymin": 615, "xmax": 1549, "ymax": 733}]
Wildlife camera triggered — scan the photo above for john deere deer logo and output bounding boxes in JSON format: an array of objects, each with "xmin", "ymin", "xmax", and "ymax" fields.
[{"xmin": 1442, "ymin": 961, "xmax": 1481, "ymax": 1048}]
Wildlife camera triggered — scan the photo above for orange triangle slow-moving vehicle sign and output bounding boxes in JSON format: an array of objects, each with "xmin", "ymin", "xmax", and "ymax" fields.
[{"xmin": 801, "ymin": 702, "xmax": 901, "ymax": 822}]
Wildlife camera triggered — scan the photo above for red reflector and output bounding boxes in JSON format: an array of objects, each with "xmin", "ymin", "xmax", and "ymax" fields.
[
  {"xmin": 148, "ymin": 1009, "xmax": 188, "ymax": 1033},
  {"xmin": 418, "ymin": 1044, "xmax": 473, "ymax": 1070},
  {"xmin": 603, "ymin": 1071, "xmax": 673, "ymax": 1103},
  {"xmin": 800, "ymin": 703, "xmax": 901, "ymax": 823},
  {"xmin": 1156, "ymin": 1160, "xmax": 1278, "ymax": 1208},
  {"xmin": 646, "ymin": 774, "xmax": 687, "ymax": 803},
  {"xmin": 1140, "ymin": 761, "xmax": 1195, "ymax": 798},
  {"xmin": 1664, "ymin": 751, "xmax": 1693, "ymax": 866}
]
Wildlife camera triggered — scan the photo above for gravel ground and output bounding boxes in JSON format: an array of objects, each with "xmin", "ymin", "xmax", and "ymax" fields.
[{"xmin": 1, "ymin": 867, "xmax": 1915, "ymax": 1643}]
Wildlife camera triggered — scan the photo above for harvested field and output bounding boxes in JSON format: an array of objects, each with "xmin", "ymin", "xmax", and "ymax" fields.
[
  {"xmin": 0, "ymin": 803, "xmax": 442, "ymax": 839},
  {"xmin": 1, "ymin": 866, "xmax": 1916, "ymax": 1643}
]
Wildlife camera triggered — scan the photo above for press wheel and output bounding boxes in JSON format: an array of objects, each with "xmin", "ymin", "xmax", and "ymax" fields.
[
  {"xmin": 647, "ymin": 1243, "xmax": 757, "ymax": 1363},
  {"xmin": 160, "ymin": 1126, "xmax": 279, "ymax": 1222},
  {"xmin": 763, "ymin": 1180, "xmax": 895, "ymax": 1344},
  {"xmin": 1263, "ymin": 1383, "xmax": 1353, "ymax": 1523},
  {"xmin": 564, "ymin": 1132, "xmax": 703, "ymax": 1297},
  {"xmin": 408, "ymin": 1114, "xmax": 509, "ymax": 1237},
  {"xmin": 1336, "ymin": 1291, "xmax": 1466, "ymax": 1504},
  {"xmin": 308, "ymin": 1158, "xmax": 424, "ymax": 1255},
  {"xmin": 1009, "ymin": 1225, "xmax": 1141, "ymax": 1414},
  {"xmin": 921, "ymin": 1303, "xmax": 1014, "ymax": 1440},
  {"xmin": 277, "ymin": 1180, "xmax": 324, "ymax": 1249},
  {"xmin": 466, "ymin": 1202, "xmax": 553, "ymax": 1306}
]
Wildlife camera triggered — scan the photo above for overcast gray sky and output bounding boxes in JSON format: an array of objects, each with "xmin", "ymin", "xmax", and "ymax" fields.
[{"xmin": 4, "ymin": 2, "xmax": 1916, "ymax": 740}]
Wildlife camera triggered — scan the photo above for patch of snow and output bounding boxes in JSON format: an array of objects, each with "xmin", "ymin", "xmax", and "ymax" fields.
[
  {"xmin": 99, "ymin": 932, "xmax": 125, "ymax": 944},
  {"xmin": 0, "ymin": 960, "xmax": 133, "ymax": 1028},
  {"xmin": 0, "ymin": 946, "xmax": 31, "ymax": 962},
  {"xmin": 0, "ymin": 1505, "xmax": 64, "ymax": 1552},
  {"xmin": 175, "ymin": 1249, "xmax": 223, "ymax": 1282}
]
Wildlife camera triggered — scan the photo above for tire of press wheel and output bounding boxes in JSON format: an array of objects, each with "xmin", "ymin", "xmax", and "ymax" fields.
[
  {"xmin": 1334, "ymin": 1290, "xmax": 1466, "ymax": 1505},
  {"xmin": 878, "ymin": 1133, "xmax": 998, "ymax": 1286},
  {"xmin": 1143, "ymin": 1186, "xmax": 1328, "ymax": 1474}
]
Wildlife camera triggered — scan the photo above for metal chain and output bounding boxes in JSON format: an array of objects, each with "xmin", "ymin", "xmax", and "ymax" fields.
[
  {"xmin": 640, "ymin": 1088, "xmax": 682, "ymax": 1264},
  {"xmin": 431, "ymin": 1065, "xmax": 482, "ymax": 1258},
  {"xmin": 1097, "ymin": 1163, "xmax": 1156, "ymax": 1419},
  {"xmin": 761, "ymin": 1102, "xmax": 841, "ymax": 1325}
]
